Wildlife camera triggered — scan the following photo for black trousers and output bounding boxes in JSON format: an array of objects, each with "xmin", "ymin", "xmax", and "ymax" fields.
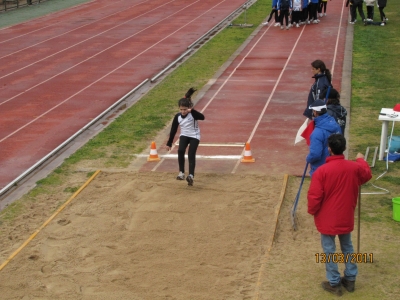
[
  {"xmin": 351, "ymin": 2, "xmax": 365, "ymax": 22},
  {"xmin": 267, "ymin": 8, "xmax": 279, "ymax": 23},
  {"xmin": 309, "ymin": 3, "xmax": 318, "ymax": 21},
  {"xmin": 378, "ymin": 6, "xmax": 386, "ymax": 21},
  {"xmin": 280, "ymin": 9, "xmax": 290, "ymax": 26},
  {"xmin": 366, "ymin": 6, "xmax": 374, "ymax": 20},
  {"xmin": 178, "ymin": 136, "xmax": 199, "ymax": 176}
]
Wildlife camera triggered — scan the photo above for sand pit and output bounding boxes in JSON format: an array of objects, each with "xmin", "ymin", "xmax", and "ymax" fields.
[{"xmin": 0, "ymin": 171, "xmax": 289, "ymax": 299}]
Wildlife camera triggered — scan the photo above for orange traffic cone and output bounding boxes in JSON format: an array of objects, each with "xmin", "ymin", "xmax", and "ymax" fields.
[
  {"xmin": 147, "ymin": 141, "xmax": 160, "ymax": 161},
  {"xmin": 241, "ymin": 142, "xmax": 255, "ymax": 162}
]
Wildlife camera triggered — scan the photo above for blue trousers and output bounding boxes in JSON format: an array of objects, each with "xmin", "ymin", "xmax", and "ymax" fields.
[{"xmin": 321, "ymin": 233, "xmax": 358, "ymax": 286}]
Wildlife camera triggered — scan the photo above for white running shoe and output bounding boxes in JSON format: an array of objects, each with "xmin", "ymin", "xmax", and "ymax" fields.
[
  {"xmin": 380, "ymin": 22, "xmax": 385, "ymax": 26},
  {"xmin": 274, "ymin": 22, "xmax": 281, "ymax": 27},
  {"xmin": 281, "ymin": 26, "xmax": 284, "ymax": 30},
  {"xmin": 313, "ymin": 20, "xmax": 319, "ymax": 24},
  {"xmin": 262, "ymin": 21, "xmax": 268, "ymax": 26},
  {"xmin": 186, "ymin": 174, "xmax": 194, "ymax": 186},
  {"xmin": 176, "ymin": 172, "xmax": 185, "ymax": 180},
  {"xmin": 286, "ymin": 26, "xmax": 290, "ymax": 30},
  {"xmin": 296, "ymin": 23, "xmax": 300, "ymax": 28}
]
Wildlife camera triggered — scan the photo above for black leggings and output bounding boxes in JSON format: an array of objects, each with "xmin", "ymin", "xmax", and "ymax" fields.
[
  {"xmin": 280, "ymin": 9, "xmax": 290, "ymax": 26},
  {"xmin": 379, "ymin": 6, "xmax": 386, "ymax": 21},
  {"xmin": 267, "ymin": 8, "xmax": 279, "ymax": 22},
  {"xmin": 178, "ymin": 136, "xmax": 199, "ymax": 176}
]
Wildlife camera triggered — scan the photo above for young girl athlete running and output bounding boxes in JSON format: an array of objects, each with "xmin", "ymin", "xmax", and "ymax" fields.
[{"xmin": 166, "ymin": 88, "xmax": 205, "ymax": 186}]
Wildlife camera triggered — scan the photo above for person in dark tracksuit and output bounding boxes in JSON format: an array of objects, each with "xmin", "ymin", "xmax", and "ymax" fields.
[{"xmin": 303, "ymin": 60, "xmax": 332, "ymax": 120}]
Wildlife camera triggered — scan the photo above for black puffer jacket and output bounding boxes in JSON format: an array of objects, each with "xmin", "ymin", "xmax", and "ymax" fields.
[
  {"xmin": 377, "ymin": 0, "xmax": 387, "ymax": 7},
  {"xmin": 327, "ymin": 104, "xmax": 347, "ymax": 134}
]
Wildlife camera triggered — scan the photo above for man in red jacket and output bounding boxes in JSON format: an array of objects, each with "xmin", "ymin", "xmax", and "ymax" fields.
[{"xmin": 307, "ymin": 134, "xmax": 372, "ymax": 296}]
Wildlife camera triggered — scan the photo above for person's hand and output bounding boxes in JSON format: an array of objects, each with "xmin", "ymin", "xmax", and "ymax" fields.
[{"xmin": 356, "ymin": 153, "xmax": 364, "ymax": 160}]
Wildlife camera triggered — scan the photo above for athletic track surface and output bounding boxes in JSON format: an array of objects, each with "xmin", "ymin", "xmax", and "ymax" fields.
[
  {"xmin": 144, "ymin": 0, "xmax": 350, "ymax": 177},
  {"xmin": 0, "ymin": 0, "xmax": 350, "ymax": 192},
  {"xmin": 0, "ymin": 0, "xmax": 250, "ymax": 190}
]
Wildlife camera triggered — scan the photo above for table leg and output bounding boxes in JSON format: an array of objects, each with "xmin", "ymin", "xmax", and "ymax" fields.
[{"xmin": 379, "ymin": 120, "xmax": 389, "ymax": 160}]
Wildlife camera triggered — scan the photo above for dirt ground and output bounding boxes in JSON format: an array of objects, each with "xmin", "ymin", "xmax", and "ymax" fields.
[
  {"xmin": 0, "ymin": 168, "xmax": 399, "ymax": 299},
  {"xmin": 0, "ymin": 171, "xmax": 288, "ymax": 300}
]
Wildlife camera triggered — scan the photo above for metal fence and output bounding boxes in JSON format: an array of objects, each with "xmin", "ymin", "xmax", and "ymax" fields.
[{"xmin": 1, "ymin": 0, "xmax": 49, "ymax": 12}]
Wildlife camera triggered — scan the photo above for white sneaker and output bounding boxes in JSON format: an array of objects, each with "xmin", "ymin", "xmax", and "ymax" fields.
[
  {"xmin": 281, "ymin": 26, "xmax": 284, "ymax": 30},
  {"xmin": 296, "ymin": 23, "xmax": 300, "ymax": 28},
  {"xmin": 262, "ymin": 21, "xmax": 268, "ymax": 25},
  {"xmin": 385, "ymin": 18, "xmax": 389, "ymax": 21},
  {"xmin": 288, "ymin": 23, "xmax": 293, "ymax": 28},
  {"xmin": 176, "ymin": 172, "xmax": 185, "ymax": 180},
  {"xmin": 186, "ymin": 174, "xmax": 194, "ymax": 186},
  {"xmin": 349, "ymin": 21, "xmax": 355, "ymax": 24},
  {"xmin": 312, "ymin": 20, "xmax": 319, "ymax": 24},
  {"xmin": 274, "ymin": 22, "xmax": 281, "ymax": 27},
  {"xmin": 380, "ymin": 22, "xmax": 385, "ymax": 26},
  {"xmin": 324, "ymin": 13, "xmax": 326, "ymax": 16},
  {"xmin": 319, "ymin": 13, "xmax": 323, "ymax": 17},
  {"xmin": 307, "ymin": 20, "xmax": 310, "ymax": 24},
  {"xmin": 286, "ymin": 26, "xmax": 290, "ymax": 30}
]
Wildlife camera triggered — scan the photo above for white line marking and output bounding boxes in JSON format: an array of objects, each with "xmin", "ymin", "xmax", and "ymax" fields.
[
  {"xmin": 330, "ymin": 0, "xmax": 346, "ymax": 78},
  {"xmin": 174, "ymin": 141, "xmax": 244, "ymax": 147},
  {"xmin": 136, "ymin": 154, "xmax": 242, "ymax": 160}
]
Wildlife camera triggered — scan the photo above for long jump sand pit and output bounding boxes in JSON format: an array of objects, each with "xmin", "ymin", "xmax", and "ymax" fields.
[{"xmin": 0, "ymin": 171, "xmax": 286, "ymax": 299}]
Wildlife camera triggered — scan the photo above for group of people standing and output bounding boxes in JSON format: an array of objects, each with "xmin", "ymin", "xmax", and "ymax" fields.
[
  {"xmin": 304, "ymin": 59, "xmax": 372, "ymax": 296},
  {"xmin": 262, "ymin": 0, "xmax": 331, "ymax": 30},
  {"xmin": 346, "ymin": 0, "xmax": 389, "ymax": 26}
]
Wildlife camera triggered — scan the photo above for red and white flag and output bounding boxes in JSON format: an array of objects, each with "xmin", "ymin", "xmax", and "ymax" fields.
[{"xmin": 294, "ymin": 118, "xmax": 315, "ymax": 146}]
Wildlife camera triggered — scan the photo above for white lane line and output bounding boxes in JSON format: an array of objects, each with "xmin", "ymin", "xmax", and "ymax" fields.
[
  {"xmin": 0, "ymin": 0, "xmax": 230, "ymax": 143},
  {"xmin": 0, "ymin": 0, "xmax": 199, "ymax": 107},
  {"xmin": 231, "ymin": 26, "xmax": 307, "ymax": 173},
  {"xmin": 174, "ymin": 141, "xmax": 244, "ymax": 147},
  {"xmin": 0, "ymin": 0, "xmax": 122, "ymax": 42},
  {"xmin": 330, "ymin": 0, "xmax": 346, "ymax": 78},
  {"xmin": 0, "ymin": 0, "xmax": 172, "ymax": 78},
  {"xmin": 136, "ymin": 154, "xmax": 242, "ymax": 160},
  {"xmin": 199, "ymin": 25, "xmax": 272, "ymax": 114}
]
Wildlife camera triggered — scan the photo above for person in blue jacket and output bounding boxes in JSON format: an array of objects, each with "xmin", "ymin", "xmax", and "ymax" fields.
[
  {"xmin": 303, "ymin": 60, "xmax": 332, "ymax": 119},
  {"xmin": 306, "ymin": 100, "xmax": 342, "ymax": 176},
  {"xmin": 262, "ymin": 0, "xmax": 280, "ymax": 26}
]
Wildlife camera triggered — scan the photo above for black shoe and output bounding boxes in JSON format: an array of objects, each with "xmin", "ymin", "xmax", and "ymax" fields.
[
  {"xmin": 321, "ymin": 281, "xmax": 343, "ymax": 296},
  {"xmin": 341, "ymin": 277, "xmax": 355, "ymax": 292}
]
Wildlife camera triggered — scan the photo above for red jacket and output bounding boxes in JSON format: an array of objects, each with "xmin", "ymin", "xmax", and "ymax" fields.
[{"xmin": 307, "ymin": 155, "xmax": 372, "ymax": 235}]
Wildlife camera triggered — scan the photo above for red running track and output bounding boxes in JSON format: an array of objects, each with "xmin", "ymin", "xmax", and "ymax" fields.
[
  {"xmin": 0, "ymin": 0, "xmax": 248, "ymax": 189},
  {"xmin": 146, "ymin": 0, "xmax": 350, "ymax": 177}
]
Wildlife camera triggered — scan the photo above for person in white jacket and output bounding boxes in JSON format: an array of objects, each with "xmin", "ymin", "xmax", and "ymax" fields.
[{"xmin": 364, "ymin": 0, "xmax": 375, "ymax": 21}]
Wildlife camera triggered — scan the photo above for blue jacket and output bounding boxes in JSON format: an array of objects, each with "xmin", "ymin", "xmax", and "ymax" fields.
[
  {"xmin": 306, "ymin": 113, "xmax": 342, "ymax": 176},
  {"xmin": 310, "ymin": 0, "xmax": 319, "ymax": 3},
  {"xmin": 272, "ymin": 0, "xmax": 278, "ymax": 8},
  {"xmin": 302, "ymin": 0, "xmax": 308, "ymax": 9},
  {"xmin": 303, "ymin": 73, "xmax": 331, "ymax": 119},
  {"xmin": 277, "ymin": 0, "xmax": 292, "ymax": 10}
]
